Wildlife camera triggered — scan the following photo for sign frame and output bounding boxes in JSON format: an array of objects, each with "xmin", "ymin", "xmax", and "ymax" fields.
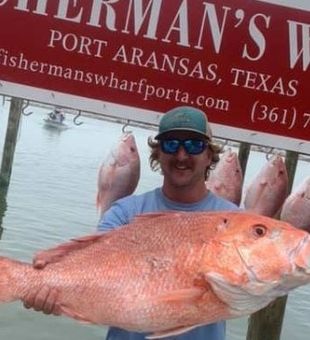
[
  {"xmin": 0, "ymin": 0, "xmax": 309, "ymax": 153},
  {"xmin": 0, "ymin": 80, "xmax": 308, "ymax": 155}
]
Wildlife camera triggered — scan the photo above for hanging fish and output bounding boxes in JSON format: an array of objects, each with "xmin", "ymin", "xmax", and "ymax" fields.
[
  {"xmin": 281, "ymin": 177, "xmax": 310, "ymax": 232},
  {"xmin": 243, "ymin": 155, "xmax": 288, "ymax": 217},
  {"xmin": 206, "ymin": 148, "xmax": 243, "ymax": 205},
  {"xmin": 96, "ymin": 132, "xmax": 140, "ymax": 216}
]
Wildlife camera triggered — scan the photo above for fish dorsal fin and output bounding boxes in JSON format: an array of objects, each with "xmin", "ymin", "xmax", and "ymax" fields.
[
  {"xmin": 131, "ymin": 211, "xmax": 185, "ymax": 224},
  {"xmin": 33, "ymin": 234, "xmax": 104, "ymax": 268},
  {"xmin": 146, "ymin": 325, "xmax": 201, "ymax": 339}
]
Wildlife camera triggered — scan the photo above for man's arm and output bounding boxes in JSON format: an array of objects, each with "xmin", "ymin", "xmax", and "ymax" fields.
[{"xmin": 98, "ymin": 199, "xmax": 134, "ymax": 232}]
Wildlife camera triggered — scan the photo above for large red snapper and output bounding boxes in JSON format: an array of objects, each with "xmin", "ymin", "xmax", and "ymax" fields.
[
  {"xmin": 1, "ymin": 212, "xmax": 310, "ymax": 339},
  {"xmin": 206, "ymin": 148, "xmax": 243, "ymax": 205},
  {"xmin": 281, "ymin": 177, "xmax": 310, "ymax": 232},
  {"xmin": 244, "ymin": 155, "xmax": 288, "ymax": 216},
  {"xmin": 96, "ymin": 132, "xmax": 140, "ymax": 215}
]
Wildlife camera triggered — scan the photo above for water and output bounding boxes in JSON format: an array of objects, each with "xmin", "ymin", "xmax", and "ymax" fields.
[{"xmin": 0, "ymin": 101, "xmax": 309, "ymax": 340}]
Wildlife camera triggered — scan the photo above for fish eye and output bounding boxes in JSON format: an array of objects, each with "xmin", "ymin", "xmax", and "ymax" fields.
[{"xmin": 252, "ymin": 224, "xmax": 267, "ymax": 237}]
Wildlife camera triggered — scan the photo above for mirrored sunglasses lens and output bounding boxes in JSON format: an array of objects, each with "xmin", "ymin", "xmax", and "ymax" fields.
[
  {"xmin": 161, "ymin": 140, "xmax": 180, "ymax": 154},
  {"xmin": 183, "ymin": 140, "xmax": 206, "ymax": 154}
]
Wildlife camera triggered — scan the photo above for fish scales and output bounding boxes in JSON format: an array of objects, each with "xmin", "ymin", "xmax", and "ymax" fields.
[
  {"xmin": 1, "ymin": 211, "xmax": 310, "ymax": 339},
  {"xmin": 0, "ymin": 213, "xmax": 226, "ymax": 327}
]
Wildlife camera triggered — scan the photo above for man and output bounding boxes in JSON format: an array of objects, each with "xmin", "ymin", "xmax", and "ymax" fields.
[{"xmin": 23, "ymin": 106, "xmax": 239, "ymax": 340}]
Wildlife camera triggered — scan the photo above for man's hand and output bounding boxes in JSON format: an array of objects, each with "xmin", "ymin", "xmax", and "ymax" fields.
[
  {"xmin": 22, "ymin": 235, "xmax": 99, "ymax": 315},
  {"xmin": 22, "ymin": 255, "xmax": 61, "ymax": 315},
  {"xmin": 23, "ymin": 286, "xmax": 61, "ymax": 315}
]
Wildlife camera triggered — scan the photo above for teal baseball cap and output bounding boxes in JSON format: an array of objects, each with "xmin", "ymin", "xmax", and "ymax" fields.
[{"xmin": 155, "ymin": 106, "xmax": 212, "ymax": 140}]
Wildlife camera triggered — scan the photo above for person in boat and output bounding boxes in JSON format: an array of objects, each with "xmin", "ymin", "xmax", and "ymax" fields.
[
  {"xmin": 49, "ymin": 108, "xmax": 65, "ymax": 123},
  {"xmin": 48, "ymin": 110, "xmax": 57, "ymax": 120},
  {"xmin": 23, "ymin": 106, "xmax": 240, "ymax": 340}
]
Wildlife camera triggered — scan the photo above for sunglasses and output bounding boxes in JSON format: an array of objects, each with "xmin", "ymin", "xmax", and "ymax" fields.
[{"xmin": 160, "ymin": 139, "xmax": 208, "ymax": 155}]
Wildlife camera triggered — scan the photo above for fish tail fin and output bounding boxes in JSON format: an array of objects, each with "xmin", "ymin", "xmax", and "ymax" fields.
[
  {"xmin": 0, "ymin": 256, "xmax": 19, "ymax": 303},
  {"xmin": 96, "ymin": 193, "xmax": 104, "ymax": 217},
  {"xmin": 95, "ymin": 191, "xmax": 101, "ymax": 210},
  {"xmin": 96, "ymin": 192, "xmax": 111, "ymax": 216}
]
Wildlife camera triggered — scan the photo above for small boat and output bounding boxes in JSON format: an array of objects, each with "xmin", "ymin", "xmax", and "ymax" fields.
[{"xmin": 43, "ymin": 109, "xmax": 69, "ymax": 130}]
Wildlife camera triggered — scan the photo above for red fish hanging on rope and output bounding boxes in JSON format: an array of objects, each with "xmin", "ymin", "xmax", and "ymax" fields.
[
  {"xmin": 206, "ymin": 148, "xmax": 243, "ymax": 205},
  {"xmin": 281, "ymin": 177, "xmax": 310, "ymax": 232},
  {"xmin": 96, "ymin": 131, "xmax": 140, "ymax": 216},
  {"xmin": 243, "ymin": 155, "xmax": 288, "ymax": 217}
]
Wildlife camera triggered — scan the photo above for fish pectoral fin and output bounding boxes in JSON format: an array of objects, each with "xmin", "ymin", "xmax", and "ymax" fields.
[
  {"xmin": 156, "ymin": 287, "xmax": 205, "ymax": 303},
  {"xmin": 146, "ymin": 325, "xmax": 199, "ymax": 339},
  {"xmin": 59, "ymin": 305, "xmax": 93, "ymax": 325}
]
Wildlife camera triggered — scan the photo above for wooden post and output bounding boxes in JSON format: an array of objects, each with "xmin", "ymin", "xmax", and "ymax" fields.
[
  {"xmin": 285, "ymin": 150, "xmax": 298, "ymax": 193},
  {"xmin": 0, "ymin": 187, "xmax": 7, "ymax": 235},
  {"xmin": 0, "ymin": 97, "xmax": 23, "ymax": 189},
  {"xmin": 246, "ymin": 150, "xmax": 299, "ymax": 340},
  {"xmin": 0, "ymin": 97, "xmax": 21, "ymax": 233},
  {"xmin": 238, "ymin": 142, "xmax": 251, "ymax": 181}
]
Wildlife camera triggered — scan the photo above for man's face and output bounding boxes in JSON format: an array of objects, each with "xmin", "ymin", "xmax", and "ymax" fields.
[{"xmin": 158, "ymin": 131, "xmax": 212, "ymax": 188}]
